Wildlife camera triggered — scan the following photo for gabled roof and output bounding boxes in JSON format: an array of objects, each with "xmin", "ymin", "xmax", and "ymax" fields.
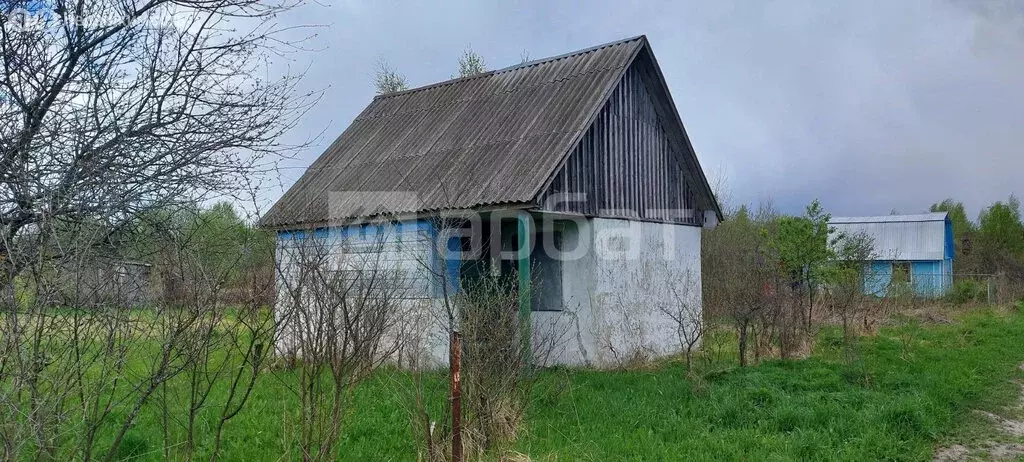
[
  {"xmin": 829, "ymin": 212, "xmax": 951, "ymax": 261},
  {"xmin": 262, "ymin": 35, "xmax": 718, "ymax": 229}
]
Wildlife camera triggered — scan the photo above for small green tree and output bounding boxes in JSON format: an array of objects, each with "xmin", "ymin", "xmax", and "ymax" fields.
[
  {"xmin": 930, "ymin": 198, "xmax": 979, "ymax": 271},
  {"xmin": 977, "ymin": 195, "xmax": 1024, "ymax": 275},
  {"xmin": 457, "ymin": 47, "xmax": 487, "ymax": 77},
  {"xmin": 703, "ymin": 201, "xmax": 779, "ymax": 366},
  {"xmin": 374, "ymin": 59, "xmax": 409, "ymax": 94},
  {"xmin": 768, "ymin": 199, "xmax": 833, "ymax": 329},
  {"xmin": 930, "ymin": 199, "xmax": 975, "ymax": 239}
]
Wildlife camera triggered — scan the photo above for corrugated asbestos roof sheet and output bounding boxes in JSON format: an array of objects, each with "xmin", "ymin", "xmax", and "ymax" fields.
[
  {"xmin": 261, "ymin": 36, "xmax": 646, "ymax": 229},
  {"xmin": 829, "ymin": 212, "xmax": 950, "ymax": 261}
]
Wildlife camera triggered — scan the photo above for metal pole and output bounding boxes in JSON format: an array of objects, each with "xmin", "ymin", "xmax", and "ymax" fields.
[{"xmin": 450, "ymin": 331, "xmax": 462, "ymax": 462}]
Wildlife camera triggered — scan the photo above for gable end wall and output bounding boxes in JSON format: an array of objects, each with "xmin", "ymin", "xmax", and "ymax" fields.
[{"xmin": 538, "ymin": 58, "xmax": 701, "ymax": 226}]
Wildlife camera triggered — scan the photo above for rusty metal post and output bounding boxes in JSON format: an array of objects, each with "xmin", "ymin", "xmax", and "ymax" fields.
[{"xmin": 450, "ymin": 331, "xmax": 462, "ymax": 462}]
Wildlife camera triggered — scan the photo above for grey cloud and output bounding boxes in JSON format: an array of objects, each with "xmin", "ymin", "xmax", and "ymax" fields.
[{"xmin": 267, "ymin": 0, "xmax": 1023, "ymax": 220}]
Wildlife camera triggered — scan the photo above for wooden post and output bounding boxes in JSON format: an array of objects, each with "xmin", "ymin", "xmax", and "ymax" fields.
[
  {"xmin": 450, "ymin": 331, "xmax": 462, "ymax": 462},
  {"xmin": 517, "ymin": 211, "xmax": 532, "ymax": 367}
]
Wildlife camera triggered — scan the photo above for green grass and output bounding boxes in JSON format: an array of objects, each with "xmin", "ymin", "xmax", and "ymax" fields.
[
  {"xmin": 518, "ymin": 308, "xmax": 1024, "ymax": 460},
  {"xmin": 77, "ymin": 307, "xmax": 1024, "ymax": 460}
]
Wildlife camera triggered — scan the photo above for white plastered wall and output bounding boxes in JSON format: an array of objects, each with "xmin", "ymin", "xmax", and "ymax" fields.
[
  {"xmin": 272, "ymin": 224, "xmax": 452, "ymax": 368},
  {"xmin": 273, "ymin": 216, "xmax": 704, "ymax": 369},
  {"xmin": 532, "ymin": 217, "xmax": 703, "ymax": 367}
]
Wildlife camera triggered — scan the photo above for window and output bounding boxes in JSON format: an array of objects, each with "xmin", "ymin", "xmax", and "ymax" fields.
[
  {"xmin": 531, "ymin": 229, "xmax": 564, "ymax": 311},
  {"xmin": 892, "ymin": 262, "xmax": 911, "ymax": 284}
]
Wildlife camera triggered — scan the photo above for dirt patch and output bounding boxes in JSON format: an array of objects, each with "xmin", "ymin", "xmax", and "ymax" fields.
[
  {"xmin": 934, "ymin": 364, "xmax": 1024, "ymax": 461},
  {"xmin": 977, "ymin": 410, "xmax": 1024, "ymax": 438},
  {"xmin": 988, "ymin": 443, "xmax": 1024, "ymax": 459},
  {"xmin": 933, "ymin": 444, "xmax": 971, "ymax": 461},
  {"xmin": 935, "ymin": 442, "xmax": 1024, "ymax": 462},
  {"xmin": 1018, "ymin": 381, "xmax": 1024, "ymax": 412}
]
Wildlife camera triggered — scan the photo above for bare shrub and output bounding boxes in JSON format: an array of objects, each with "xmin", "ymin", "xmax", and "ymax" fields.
[
  {"xmin": 657, "ymin": 272, "xmax": 705, "ymax": 372},
  {"xmin": 457, "ymin": 275, "xmax": 531, "ymax": 453},
  {"xmin": 273, "ymin": 232, "xmax": 409, "ymax": 461},
  {"xmin": 143, "ymin": 207, "xmax": 277, "ymax": 460},
  {"xmin": 407, "ymin": 272, "xmax": 538, "ymax": 461},
  {"xmin": 0, "ymin": 205, "xmax": 277, "ymax": 460},
  {"xmin": 825, "ymin": 230, "xmax": 875, "ymax": 364},
  {"xmin": 703, "ymin": 206, "xmax": 779, "ymax": 367}
]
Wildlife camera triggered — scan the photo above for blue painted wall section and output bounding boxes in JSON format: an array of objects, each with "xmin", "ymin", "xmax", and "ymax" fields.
[
  {"xmin": 862, "ymin": 260, "xmax": 952, "ymax": 298},
  {"xmin": 912, "ymin": 261, "xmax": 942, "ymax": 297},
  {"xmin": 864, "ymin": 261, "xmax": 891, "ymax": 296},
  {"xmin": 944, "ymin": 218, "xmax": 955, "ymax": 260},
  {"xmin": 276, "ymin": 219, "xmax": 461, "ymax": 298},
  {"xmin": 443, "ymin": 234, "xmax": 462, "ymax": 296}
]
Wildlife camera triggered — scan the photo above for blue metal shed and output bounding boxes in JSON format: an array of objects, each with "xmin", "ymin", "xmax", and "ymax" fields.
[{"xmin": 829, "ymin": 213, "xmax": 954, "ymax": 298}]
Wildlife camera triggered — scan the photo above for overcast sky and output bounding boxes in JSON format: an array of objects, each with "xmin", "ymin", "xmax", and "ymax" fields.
[{"xmin": 264, "ymin": 0, "xmax": 1023, "ymax": 220}]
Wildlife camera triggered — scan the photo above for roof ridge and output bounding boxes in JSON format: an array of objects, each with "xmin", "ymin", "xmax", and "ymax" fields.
[
  {"xmin": 830, "ymin": 212, "xmax": 948, "ymax": 223},
  {"xmin": 373, "ymin": 35, "xmax": 646, "ymax": 100}
]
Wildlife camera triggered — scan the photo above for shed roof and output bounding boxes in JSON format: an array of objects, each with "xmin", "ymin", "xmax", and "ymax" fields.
[
  {"xmin": 829, "ymin": 212, "xmax": 951, "ymax": 261},
  {"xmin": 261, "ymin": 36, "xmax": 718, "ymax": 229}
]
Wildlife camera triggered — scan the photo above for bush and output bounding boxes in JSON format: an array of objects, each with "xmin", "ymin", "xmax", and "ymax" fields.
[{"xmin": 946, "ymin": 280, "xmax": 986, "ymax": 305}]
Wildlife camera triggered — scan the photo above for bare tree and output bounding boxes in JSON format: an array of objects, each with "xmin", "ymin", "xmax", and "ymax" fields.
[
  {"xmin": 0, "ymin": 0, "xmax": 314, "ymax": 283},
  {"xmin": 826, "ymin": 230, "xmax": 875, "ymax": 364},
  {"xmin": 0, "ymin": 1, "xmax": 312, "ymax": 457}
]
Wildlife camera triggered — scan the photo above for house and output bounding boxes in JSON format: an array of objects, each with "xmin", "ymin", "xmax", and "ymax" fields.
[
  {"xmin": 59, "ymin": 258, "xmax": 153, "ymax": 307},
  {"xmin": 829, "ymin": 212, "xmax": 954, "ymax": 298},
  {"xmin": 260, "ymin": 36, "xmax": 722, "ymax": 367}
]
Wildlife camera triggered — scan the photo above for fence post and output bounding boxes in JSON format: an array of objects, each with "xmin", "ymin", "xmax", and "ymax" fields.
[{"xmin": 450, "ymin": 331, "xmax": 462, "ymax": 462}]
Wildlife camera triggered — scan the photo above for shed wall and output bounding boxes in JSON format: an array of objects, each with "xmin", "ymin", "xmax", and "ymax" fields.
[
  {"xmin": 532, "ymin": 217, "xmax": 702, "ymax": 367},
  {"xmin": 864, "ymin": 261, "xmax": 892, "ymax": 296},
  {"xmin": 273, "ymin": 220, "xmax": 452, "ymax": 365},
  {"xmin": 273, "ymin": 215, "xmax": 705, "ymax": 368}
]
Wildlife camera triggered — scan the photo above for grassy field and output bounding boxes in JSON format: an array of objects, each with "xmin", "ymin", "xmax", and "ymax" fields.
[{"xmin": 101, "ymin": 306, "xmax": 1024, "ymax": 461}]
